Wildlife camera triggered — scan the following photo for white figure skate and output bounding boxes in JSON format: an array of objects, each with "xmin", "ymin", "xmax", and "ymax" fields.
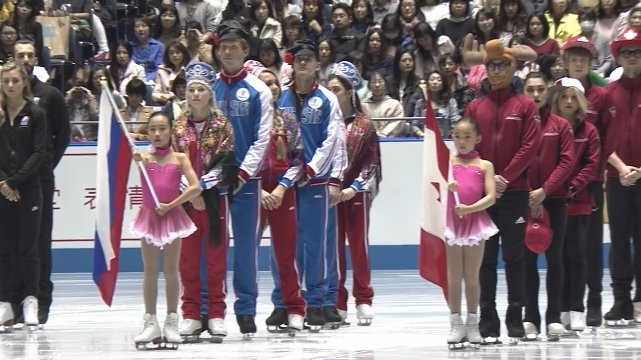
[
  {"xmin": 179, "ymin": 318, "xmax": 203, "ymax": 343},
  {"xmin": 356, "ymin": 304, "xmax": 373, "ymax": 326},
  {"xmin": 206, "ymin": 318, "xmax": 226, "ymax": 343},
  {"xmin": 465, "ymin": 313, "xmax": 482, "ymax": 348},
  {"xmin": 22, "ymin": 296, "xmax": 39, "ymax": 331},
  {"xmin": 0, "ymin": 302, "xmax": 14, "ymax": 333},
  {"xmin": 447, "ymin": 314, "xmax": 467, "ymax": 350},
  {"xmin": 134, "ymin": 313, "xmax": 162, "ymax": 350},
  {"xmin": 162, "ymin": 313, "xmax": 180, "ymax": 349},
  {"xmin": 288, "ymin": 314, "xmax": 304, "ymax": 337},
  {"xmin": 547, "ymin": 322, "xmax": 564, "ymax": 341},
  {"xmin": 522, "ymin": 321, "xmax": 539, "ymax": 341}
]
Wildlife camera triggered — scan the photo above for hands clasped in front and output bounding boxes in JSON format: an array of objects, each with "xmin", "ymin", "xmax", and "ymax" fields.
[{"xmin": 0, "ymin": 181, "xmax": 20, "ymax": 202}]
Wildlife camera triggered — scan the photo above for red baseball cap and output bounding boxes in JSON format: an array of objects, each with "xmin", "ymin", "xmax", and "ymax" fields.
[
  {"xmin": 563, "ymin": 35, "xmax": 596, "ymax": 57},
  {"xmin": 525, "ymin": 209, "xmax": 552, "ymax": 254},
  {"xmin": 611, "ymin": 27, "xmax": 641, "ymax": 61}
]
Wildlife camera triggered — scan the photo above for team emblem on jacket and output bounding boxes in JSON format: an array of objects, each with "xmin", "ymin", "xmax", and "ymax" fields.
[
  {"xmin": 19, "ymin": 116, "xmax": 30, "ymax": 126},
  {"xmin": 308, "ymin": 96, "xmax": 323, "ymax": 109},
  {"xmin": 33, "ymin": 97, "xmax": 40, "ymax": 104},
  {"xmin": 236, "ymin": 88, "xmax": 250, "ymax": 101}
]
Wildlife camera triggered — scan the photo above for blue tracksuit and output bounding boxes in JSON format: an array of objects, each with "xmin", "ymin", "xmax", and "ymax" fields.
[
  {"xmin": 272, "ymin": 82, "xmax": 346, "ymax": 308},
  {"xmin": 214, "ymin": 69, "xmax": 273, "ymax": 315}
]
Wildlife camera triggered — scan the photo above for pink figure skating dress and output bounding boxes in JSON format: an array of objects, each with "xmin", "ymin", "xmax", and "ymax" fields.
[
  {"xmin": 445, "ymin": 162, "xmax": 498, "ymax": 246},
  {"xmin": 130, "ymin": 162, "xmax": 196, "ymax": 247}
]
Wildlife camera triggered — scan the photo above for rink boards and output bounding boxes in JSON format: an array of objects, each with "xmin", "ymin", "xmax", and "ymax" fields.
[{"xmin": 52, "ymin": 140, "xmax": 612, "ymax": 273}]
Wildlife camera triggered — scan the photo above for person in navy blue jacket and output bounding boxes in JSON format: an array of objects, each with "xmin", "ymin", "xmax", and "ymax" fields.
[
  {"xmin": 275, "ymin": 39, "xmax": 346, "ymax": 331},
  {"xmin": 213, "ymin": 20, "xmax": 273, "ymax": 337}
]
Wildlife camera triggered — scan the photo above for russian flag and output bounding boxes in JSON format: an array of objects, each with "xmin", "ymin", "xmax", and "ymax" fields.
[
  {"xmin": 92, "ymin": 92, "xmax": 132, "ymax": 306},
  {"xmin": 418, "ymin": 85, "xmax": 450, "ymax": 300}
]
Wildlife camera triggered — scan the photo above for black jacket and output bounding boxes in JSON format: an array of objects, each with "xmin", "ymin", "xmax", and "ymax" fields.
[
  {"xmin": 0, "ymin": 101, "xmax": 47, "ymax": 189},
  {"xmin": 31, "ymin": 77, "xmax": 70, "ymax": 169}
]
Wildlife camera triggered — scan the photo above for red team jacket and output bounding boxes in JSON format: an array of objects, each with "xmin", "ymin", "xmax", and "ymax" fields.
[
  {"xmin": 583, "ymin": 82, "xmax": 618, "ymax": 179},
  {"xmin": 527, "ymin": 107, "xmax": 574, "ymax": 199},
  {"xmin": 464, "ymin": 87, "xmax": 541, "ymax": 192},
  {"xmin": 566, "ymin": 120, "xmax": 600, "ymax": 216},
  {"xmin": 604, "ymin": 76, "xmax": 641, "ymax": 178}
]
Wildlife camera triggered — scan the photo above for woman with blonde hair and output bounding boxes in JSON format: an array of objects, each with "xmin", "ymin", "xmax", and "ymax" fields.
[
  {"xmin": 551, "ymin": 78, "xmax": 600, "ymax": 333},
  {"xmin": 0, "ymin": 61, "xmax": 47, "ymax": 331}
]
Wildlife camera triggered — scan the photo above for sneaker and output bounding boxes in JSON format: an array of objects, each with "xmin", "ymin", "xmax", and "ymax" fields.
[
  {"xmin": 208, "ymin": 317, "xmax": 227, "ymax": 336},
  {"xmin": 90, "ymin": 51, "xmax": 110, "ymax": 61}
]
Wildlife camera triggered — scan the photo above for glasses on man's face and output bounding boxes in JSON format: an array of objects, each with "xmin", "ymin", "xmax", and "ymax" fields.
[
  {"xmin": 486, "ymin": 61, "xmax": 508, "ymax": 72},
  {"xmin": 619, "ymin": 48, "xmax": 641, "ymax": 59}
]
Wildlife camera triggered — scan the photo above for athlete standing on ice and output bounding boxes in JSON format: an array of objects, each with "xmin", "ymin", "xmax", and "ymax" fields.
[{"xmin": 213, "ymin": 20, "xmax": 272, "ymax": 338}]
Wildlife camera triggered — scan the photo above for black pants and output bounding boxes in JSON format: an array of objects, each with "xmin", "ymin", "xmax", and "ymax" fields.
[
  {"xmin": 606, "ymin": 178, "xmax": 641, "ymax": 300},
  {"xmin": 586, "ymin": 181, "xmax": 604, "ymax": 304},
  {"xmin": 524, "ymin": 198, "xmax": 567, "ymax": 329},
  {"xmin": 0, "ymin": 180, "xmax": 42, "ymax": 302},
  {"xmin": 480, "ymin": 191, "xmax": 528, "ymax": 307},
  {"xmin": 561, "ymin": 214, "xmax": 590, "ymax": 312},
  {"xmin": 38, "ymin": 168, "xmax": 55, "ymax": 321}
]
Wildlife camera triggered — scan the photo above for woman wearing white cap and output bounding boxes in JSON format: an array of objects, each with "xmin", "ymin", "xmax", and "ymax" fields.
[{"xmin": 551, "ymin": 77, "xmax": 600, "ymax": 333}]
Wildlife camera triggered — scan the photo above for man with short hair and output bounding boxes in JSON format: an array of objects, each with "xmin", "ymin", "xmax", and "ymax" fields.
[
  {"xmin": 329, "ymin": 3, "xmax": 364, "ymax": 63},
  {"xmin": 213, "ymin": 20, "xmax": 273, "ymax": 337},
  {"xmin": 13, "ymin": 39, "xmax": 70, "ymax": 326}
]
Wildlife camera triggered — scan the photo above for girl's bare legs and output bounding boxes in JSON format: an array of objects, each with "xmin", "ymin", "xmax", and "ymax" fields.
[
  {"xmin": 463, "ymin": 242, "xmax": 485, "ymax": 314},
  {"xmin": 446, "ymin": 245, "xmax": 464, "ymax": 314},
  {"xmin": 162, "ymin": 239, "xmax": 182, "ymax": 313},
  {"xmin": 140, "ymin": 240, "xmax": 160, "ymax": 314}
]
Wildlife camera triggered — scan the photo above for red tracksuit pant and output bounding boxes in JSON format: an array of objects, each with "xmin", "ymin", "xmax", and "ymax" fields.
[
  {"xmin": 336, "ymin": 192, "xmax": 374, "ymax": 311},
  {"xmin": 180, "ymin": 199, "xmax": 229, "ymax": 320},
  {"xmin": 260, "ymin": 181, "xmax": 305, "ymax": 316}
]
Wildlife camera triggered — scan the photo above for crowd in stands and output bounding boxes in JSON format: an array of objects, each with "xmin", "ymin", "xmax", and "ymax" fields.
[{"xmin": 5, "ymin": 0, "xmax": 637, "ymax": 141}]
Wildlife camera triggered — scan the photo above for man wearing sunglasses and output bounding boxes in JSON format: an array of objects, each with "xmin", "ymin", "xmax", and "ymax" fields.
[
  {"xmin": 602, "ymin": 27, "xmax": 641, "ymax": 327},
  {"xmin": 464, "ymin": 39, "xmax": 541, "ymax": 345}
]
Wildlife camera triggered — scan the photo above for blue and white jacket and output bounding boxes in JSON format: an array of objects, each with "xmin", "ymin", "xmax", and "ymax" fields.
[
  {"xmin": 276, "ymin": 82, "xmax": 346, "ymax": 187},
  {"xmin": 214, "ymin": 69, "xmax": 273, "ymax": 183}
]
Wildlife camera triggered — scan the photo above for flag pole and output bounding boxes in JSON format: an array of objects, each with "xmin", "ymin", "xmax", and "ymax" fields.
[{"xmin": 100, "ymin": 78, "xmax": 160, "ymax": 209}]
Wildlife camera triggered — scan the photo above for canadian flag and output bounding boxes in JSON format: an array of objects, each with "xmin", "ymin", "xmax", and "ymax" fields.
[{"xmin": 418, "ymin": 86, "xmax": 450, "ymax": 300}]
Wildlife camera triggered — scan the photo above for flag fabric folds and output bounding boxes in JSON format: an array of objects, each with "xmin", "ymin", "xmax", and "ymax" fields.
[
  {"xmin": 418, "ymin": 88, "xmax": 450, "ymax": 300},
  {"xmin": 92, "ymin": 92, "xmax": 132, "ymax": 306}
]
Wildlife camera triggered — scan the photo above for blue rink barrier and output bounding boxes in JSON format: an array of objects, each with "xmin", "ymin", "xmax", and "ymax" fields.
[{"xmin": 51, "ymin": 244, "xmax": 612, "ymax": 273}]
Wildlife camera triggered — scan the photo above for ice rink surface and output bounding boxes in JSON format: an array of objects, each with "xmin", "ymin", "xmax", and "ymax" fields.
[{"xmin": 2, "ymin": 270, "xmax": 641, "ymax": 360}]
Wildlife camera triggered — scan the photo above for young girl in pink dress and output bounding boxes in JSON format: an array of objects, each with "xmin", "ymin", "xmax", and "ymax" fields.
[
  {"xmin": 445, "ymin": 117, "xmax": 498, "ymax": 348},
  {"xmin": 129, "ymin": 111, "xmax": 202, "ymax": 349}
]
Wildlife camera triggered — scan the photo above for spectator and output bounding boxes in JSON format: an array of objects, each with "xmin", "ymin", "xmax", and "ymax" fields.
[
  {"xmin": 577, "ymin": 8, "xmax": 613, "ymax": 76},
  {"xmin": 346, "ymin": 50, "xmax": 372, "ymax": 101},
  {"xmin": 153, "ymin": 41, "xmax": 189, "ymax": 105},
  {"xmin": 539, "ymin": 53, "xmax": 567, "ymax": 84},
  {"xmin": 329, "ymin": 3, "xmax": 364, "ymax": 62},
  {"xmin": 66, "ymin": 82, "xmax": 99, "ymax": 142},
  {"xmin": 525, "ymin": 13, "xmax": 561, "ymax": 57},
  {"xmin": 184, "ymin": 21, "xmax": 214, "ymax": 66},
  {"xmin": 397, "ymin": 0, "xmax": 425, "ymax": 38},
  {"xmin": 108, "ymin": 41, "xmax": 145, "ymax": 95},
  {"xmin": 317, "ymin": 37, "xmax": 336, "ymax": 86},
  {"xmin": 360, "ymin": 71, "xmax": 405, "ymax": 136},
  {"xmin": 301, "ymin": 0, "xmax": 331, "ymax": 44},
  {"xmin": 418, "ymin": 0, "xmax": 448, "ymax": 30},
  {"xmin": 386, "ymin": 48, "xmax": 421, "ymax": 116},
  {"xmin": 351, "ymin": 0, "xmax": 375, "ymax": 34},
  {"xmin": 131, "ymin": 15, "xmax": 165, "ymax": 83},
  {"xmin": 0, "ymin": 22, "xmax": 16, "ymax": 65},
  {"xmin": 11, "ymin": 0, "xmax": 43, "ymax": 62},
  {"xmin": 257, "ymin": 38, "xmax": 292, "ymax": 84},
  {"xmin": 545, "ymin": 0, "xmax": 581, "ymax": 44},
  {"xmin": 51, "ymin": 0, "xmax": 110, "ymax": 61},
  {"xmin": 154, "ymin": 4, "xmax": 186, "ymax": 48},
  {"xmin": 281, "ymin": 14, "xmax": 302, "ymax": 52},
  {"xmin": 499, "ymin": 0, "xmax": 529, "ymax": 43},
  {"xmin": 439, "ymin": 52, "xmax": 472, "ymax": 111},
  {"xmin": 475, "ymin": 7, "xmax": 501, "ymax": 44},
  {"xmin": 413, "ymin": 22, "xmax": 439, "ymax": 79},
  {"xmin": 162, "ymin": 74, "xmax": 187, "ymax": 123},
  {"xmin": 249, "ymin": 0, "xmax": 283, "ymax": 49},
  {"xmin": 372, "ymin": 0, "xmax": 399, "ymax": 25},
  {"xmin": 410, "ymin": 71, "xmax": 460, "ymax": 138},
  {"xmin": 596, "ymin": 0, "xmax": 618, "ymax": 40},
  {"xmin": 215, "ymin": 0, "xmax": 251, "ymax": 26},
  {"xmin": 362, "ymin": 27, "xmax": 394, "ymax": 80},
  {"xmin": 175, "ymin": 0, "xmax": 216, "ymax": 42},
  {"xmin": 270, "ymin": 0, "xmax": 302, "ymax": 22},
  {"xmin": 120, "ymin": 78, "xmax": 152, "ymax": 141},
  {"xmin": 435, "ymin": 0, "xmax": 476, "ymax": 46},
  {"xmin": 0, "ymin": 0, "xmax": 12, "ymax": 23},
  {"xmin": 381, "ymin": 13, "xmax": 407, "ymax": 56}
]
